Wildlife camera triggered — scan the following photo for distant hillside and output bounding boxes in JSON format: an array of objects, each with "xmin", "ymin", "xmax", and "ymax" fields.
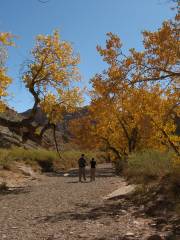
[
  {"xmin": 0, "ymin": 107, "xmax": 37, "ymax": 148},
  {"xmin": 21, "ymin": 106, "xmax": 89, "ymax": 132},
  {"xmin": 21, "ymin": 108, "xmax": 48, "ymax": 126},
  {"xmin": 0, "ymin": 106, "xmax": 88, "ymax": 149},
  {"xmin": 0, "ymin": 106, "xmax": 179, "ymax": 150}
]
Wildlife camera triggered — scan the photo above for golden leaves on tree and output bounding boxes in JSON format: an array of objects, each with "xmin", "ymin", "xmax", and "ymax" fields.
[
  {"xmin": 22, "ymin": 30, "xmax": 82, "ymax": 123},
  {"xmin": 0, "ymin": 32, "xmax": 14, "ymax": 112},
  {"xmin": 88, "ymin": 12, "xmax": 180, "ymax": 157}
]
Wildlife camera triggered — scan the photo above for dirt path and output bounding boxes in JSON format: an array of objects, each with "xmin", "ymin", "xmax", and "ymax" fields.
[{"xmin": 0, "ymin": 164, "xmax": 161, "ymax": 240}]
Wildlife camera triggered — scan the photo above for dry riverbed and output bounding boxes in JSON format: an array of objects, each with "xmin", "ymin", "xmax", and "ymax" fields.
[{"xmin": 0, "ymin": 164, "xmax": 178, "ymax": 240}]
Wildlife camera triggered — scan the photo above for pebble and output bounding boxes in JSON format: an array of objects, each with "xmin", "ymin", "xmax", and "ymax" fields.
[
  {"xmin": 63, "ymin": 173, "xmax": 69, "ymax": 177},
  {"xmin": 78, "ymin": 233, "xmax": 88, "ymax": 238},
  {"xmin": 125, "ymin": 232, "xmax": 134, "ymax": 236},
  {"xmin": 133, "ymin": 220, "xmax": 140, "ymax": 225},
  {"xmin": 121, "ymin": 209, "xmax": 127, "ymax": 214}
]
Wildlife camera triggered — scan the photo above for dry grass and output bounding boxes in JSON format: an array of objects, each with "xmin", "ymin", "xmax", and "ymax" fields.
[
  {"xmin": 0, "ymin": 147, "xmax": 104, "ymax": 171},
  {"xmin": 0, "ymin": 147, "xmax": 58, "ymax": 169}
]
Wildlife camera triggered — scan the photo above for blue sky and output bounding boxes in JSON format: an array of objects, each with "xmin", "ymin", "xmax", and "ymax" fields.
[{"xmin": 0, "ymin": 0, "xmax": 175, "ymax": 112}]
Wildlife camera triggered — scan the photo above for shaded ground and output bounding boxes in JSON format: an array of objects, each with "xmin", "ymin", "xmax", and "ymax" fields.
[{"xmin": 0, "ymin": 164, "xmax": 170, "ymax": 240}]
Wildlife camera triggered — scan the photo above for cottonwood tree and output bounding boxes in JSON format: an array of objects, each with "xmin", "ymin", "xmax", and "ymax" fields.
[
  {"xmin": 0, "ymin": 31, "xmax": 82, "ymax": 151},
  {"xmin": 71, "ymin": 12, "xmax": 179, "ymax": 161}
]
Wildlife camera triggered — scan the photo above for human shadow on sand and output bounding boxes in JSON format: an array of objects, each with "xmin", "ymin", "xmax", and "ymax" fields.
[
  {"xmin": 46, "ymin": 165, "xmax": 116, "ymax": 179},
  {"xmin": 66, "ymin": 180, "xmax": 90, "ymax": 184}
]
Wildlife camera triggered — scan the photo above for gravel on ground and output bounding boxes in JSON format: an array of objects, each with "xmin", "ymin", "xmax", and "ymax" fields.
[{"xmin": 0, "ymin": 164, "xmax": 166, "ymax": 240}]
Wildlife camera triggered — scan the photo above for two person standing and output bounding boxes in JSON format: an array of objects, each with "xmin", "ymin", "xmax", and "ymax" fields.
[{"xmin": 78, "ymin": 154, "xmax": 96, "ymax": 182}]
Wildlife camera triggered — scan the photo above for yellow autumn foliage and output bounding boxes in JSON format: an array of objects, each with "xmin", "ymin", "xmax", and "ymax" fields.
[
  {"xmin": 85, "ymin": 12, "xmax": 180, "ymax": 158},
  {"xmin": 0, "ymin": 32, "xmax": 14, "ymax": 112},
  {"xmin": 22, "ymin": 30, "xmax": 82, "ymax": 123}
]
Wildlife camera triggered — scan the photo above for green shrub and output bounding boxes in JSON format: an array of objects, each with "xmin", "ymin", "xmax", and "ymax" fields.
[
  {"xmin": 0, "ymin": 147, "xmax": 104, "ymax": 171},
  {"xmin": 114, "ymin": 157, "xmax": 127, "ymax": 174},
  {"xmin": 124, "ymin": 149, "xmax": 174, "ymax": 183}
]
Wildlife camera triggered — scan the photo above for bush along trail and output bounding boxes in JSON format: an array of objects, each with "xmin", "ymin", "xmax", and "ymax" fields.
[{"xmin": 0, "ymin": 163, "xmax": 179, "ymax": 240}]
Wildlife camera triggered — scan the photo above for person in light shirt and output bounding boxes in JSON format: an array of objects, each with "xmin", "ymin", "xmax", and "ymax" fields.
[{"xmin": 90, "ymin": 158, "xmax": 96, "ymax": 181}]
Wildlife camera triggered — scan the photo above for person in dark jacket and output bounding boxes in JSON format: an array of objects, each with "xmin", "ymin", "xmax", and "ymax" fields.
[
  {"xmin": 78, "ymin": 154, "xmax": 86, "ymax": 182},
  {"xmin": 90, "ymin": 158, "xmax": 96, "ymax": 181}
]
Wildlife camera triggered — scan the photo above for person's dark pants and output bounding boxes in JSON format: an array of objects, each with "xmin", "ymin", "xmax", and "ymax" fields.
[
  {"xmin": 79, "ymin": 167, "xmax": 86, "ymax": 182},
  {"xmin": 90, "ymin": 168, "xmax": 96, "ymax": 181}
]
